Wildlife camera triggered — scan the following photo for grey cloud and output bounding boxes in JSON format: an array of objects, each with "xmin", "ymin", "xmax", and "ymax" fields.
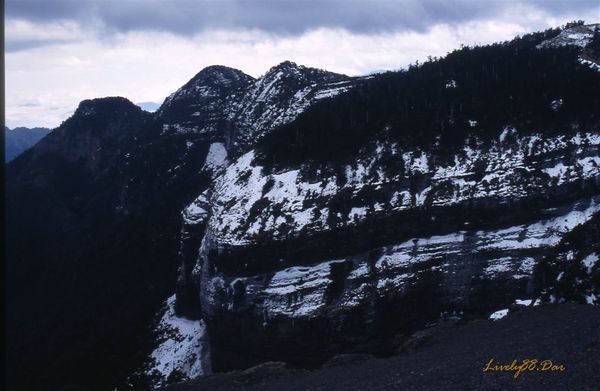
[
  {"xmin": 529, "ymin": 0, "xmax": 599, "ymax": 15},
  {"xmin": 6, "ymin": 0, "xmax": 599, "ymax": 37},
  {"xmin": 6, "ymin": 39, "xmax": 76, "ymax": 53}
]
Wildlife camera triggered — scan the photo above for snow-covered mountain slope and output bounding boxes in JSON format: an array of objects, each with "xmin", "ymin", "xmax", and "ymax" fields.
[
  {"xmin": 6, "ymin": 61, "xmax": 362, "ymax": 390},
  {"xmin": 226, "ymin": 61, "xmax": 355, "ymax": 151},
  {"xmin": 537, "ymin": 23, "xmax": 598, "ymax": 49},
  {"xmin": 199, "ymin": 130, "xmax": 600, "ymax": 246},
  {"xmin": 169, "ymin": 26, "xmax": 600, "ymax": 376},
  {"xmin": 538, "ymin": 23, "xmax": 600, "ymax": 71},
  {"xmin": 186, "ymin": 126, "xmax": 600, "ymax": 370},
  {"xmin": 194, "ymin": 197, "xmax": 598, "ymax": 370},
  {"xmin": 204, "ymin": 198, "xmax": 599, "ymax": 320},
  {"xmin": 157, "ymin": 61, "xmax": 359, "ymax": 153}
]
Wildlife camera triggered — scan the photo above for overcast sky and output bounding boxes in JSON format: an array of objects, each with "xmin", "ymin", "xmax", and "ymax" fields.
[{"xmin": 5, "ymin": 0, "xmax": 599, "ymax": 128}]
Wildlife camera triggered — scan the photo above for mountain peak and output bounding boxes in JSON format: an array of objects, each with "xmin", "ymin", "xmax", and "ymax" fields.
[
  {"xmin": 264, "ymin": 61, "xmax": 309, "ymax": 76},
  {"xmin": 271, "ymin": 60, "xmax": 301, "ymax": 70},
  {"xmin": 190, "ymin": 65, "xmax": 255, "ymax": 87},
  {"xmin": 74, "ymin": 97, "xmax": 141, "ymax": 118},
  {"xmin": 262, "ymin": 61, "xmax": 346, "ymax": 84},
  {"xmin": 159, "ymin": 66, "xmax": 254, "ymax": 115}
]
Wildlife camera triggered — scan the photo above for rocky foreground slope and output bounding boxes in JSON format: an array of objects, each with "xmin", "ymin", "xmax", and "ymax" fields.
[{"xmin": 162, "ymin": 304, "xmax": 600, "ymax": 391}]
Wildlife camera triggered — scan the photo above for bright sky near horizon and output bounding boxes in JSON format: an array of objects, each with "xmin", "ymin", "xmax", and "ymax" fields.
[{"xmin": 5, "ymin": 0, "xmax": 599, "ymax": 128}]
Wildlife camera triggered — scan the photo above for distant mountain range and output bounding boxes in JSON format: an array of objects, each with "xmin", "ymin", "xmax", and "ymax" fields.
[{"xmin": 4, "ymin": 126, "xmax": 51, "ymax": 162}]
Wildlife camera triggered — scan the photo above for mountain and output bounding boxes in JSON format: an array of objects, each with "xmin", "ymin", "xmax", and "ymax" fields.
[
  {"xmin": 158, "ymin": 62, "xmax": 358, "ymax": 152},
  {"xmin": 6, "ymin": 63, "xmax": 358, "ymax": 391},
  {"xmin": 169, "ymin": 24, "xmax": 600, "ymax": 379},
  {"xmin": 4, "ymin": 126, "xmax": 51, "ymax": 162},
  {"xmin": 5, "ymin": 23, "xmax": 600, "ymax": 391}
]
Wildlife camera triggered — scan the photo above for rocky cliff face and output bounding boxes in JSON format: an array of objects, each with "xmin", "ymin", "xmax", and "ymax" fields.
[
  {"xmin": 170, "ymin": 24, "xmax": 600, "ymax": 378},
  {"xmin": 190, "ymin": 129, "xmax": 600, "ymax": 371}
]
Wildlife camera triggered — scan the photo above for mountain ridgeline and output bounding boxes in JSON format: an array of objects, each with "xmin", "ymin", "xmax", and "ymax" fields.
[
  {"xmin": 259, "ymin": 27, "xmax": 599, "ymax": 166},
  {"xmin": 4, "ymin": 126, "xmax": 51, "ymax": 162},
  {"xmin": 5, "ymin": 23, "xmax": 600, "ymax": 390}
]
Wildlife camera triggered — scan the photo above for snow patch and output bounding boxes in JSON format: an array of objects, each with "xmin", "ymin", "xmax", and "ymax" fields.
[
  {"xmin": 182, "ymin": 194, "xmax": 209, "ymax": 225},
  {"xmin": 499, "ymin": 126, "xmax": 516, "ymax": 142},
  {"xmin": 579, "ymin": 57, "xmax": 600, "ymax": 72},
  {"xmin": 515, "ymin": 299, "xmax": 532, "ymax": 306},
  {"xmin": 490, "ymin": 309, "xmax": 509, "ymax": 320},
  {"xmin": 445, "ymin": 79, "xmax": 457, "ymax": 88},
  {"xmin": 582, "ymin": 253, "xmax": 598, "ymax": 273},
  {"xmin": 142, "ymin": 295, "xmax": 207, "ymax": 388},
  {"xmin": 550, "ymin": 98, "xmax": 563, "ymax": 111},
  {"xmin": 484, "ymin": 257, "xmax": 513, "ymax": 276},
  {"xmin": 202, "ymin": 143, "xmax": 228, "ymax": 177}
]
